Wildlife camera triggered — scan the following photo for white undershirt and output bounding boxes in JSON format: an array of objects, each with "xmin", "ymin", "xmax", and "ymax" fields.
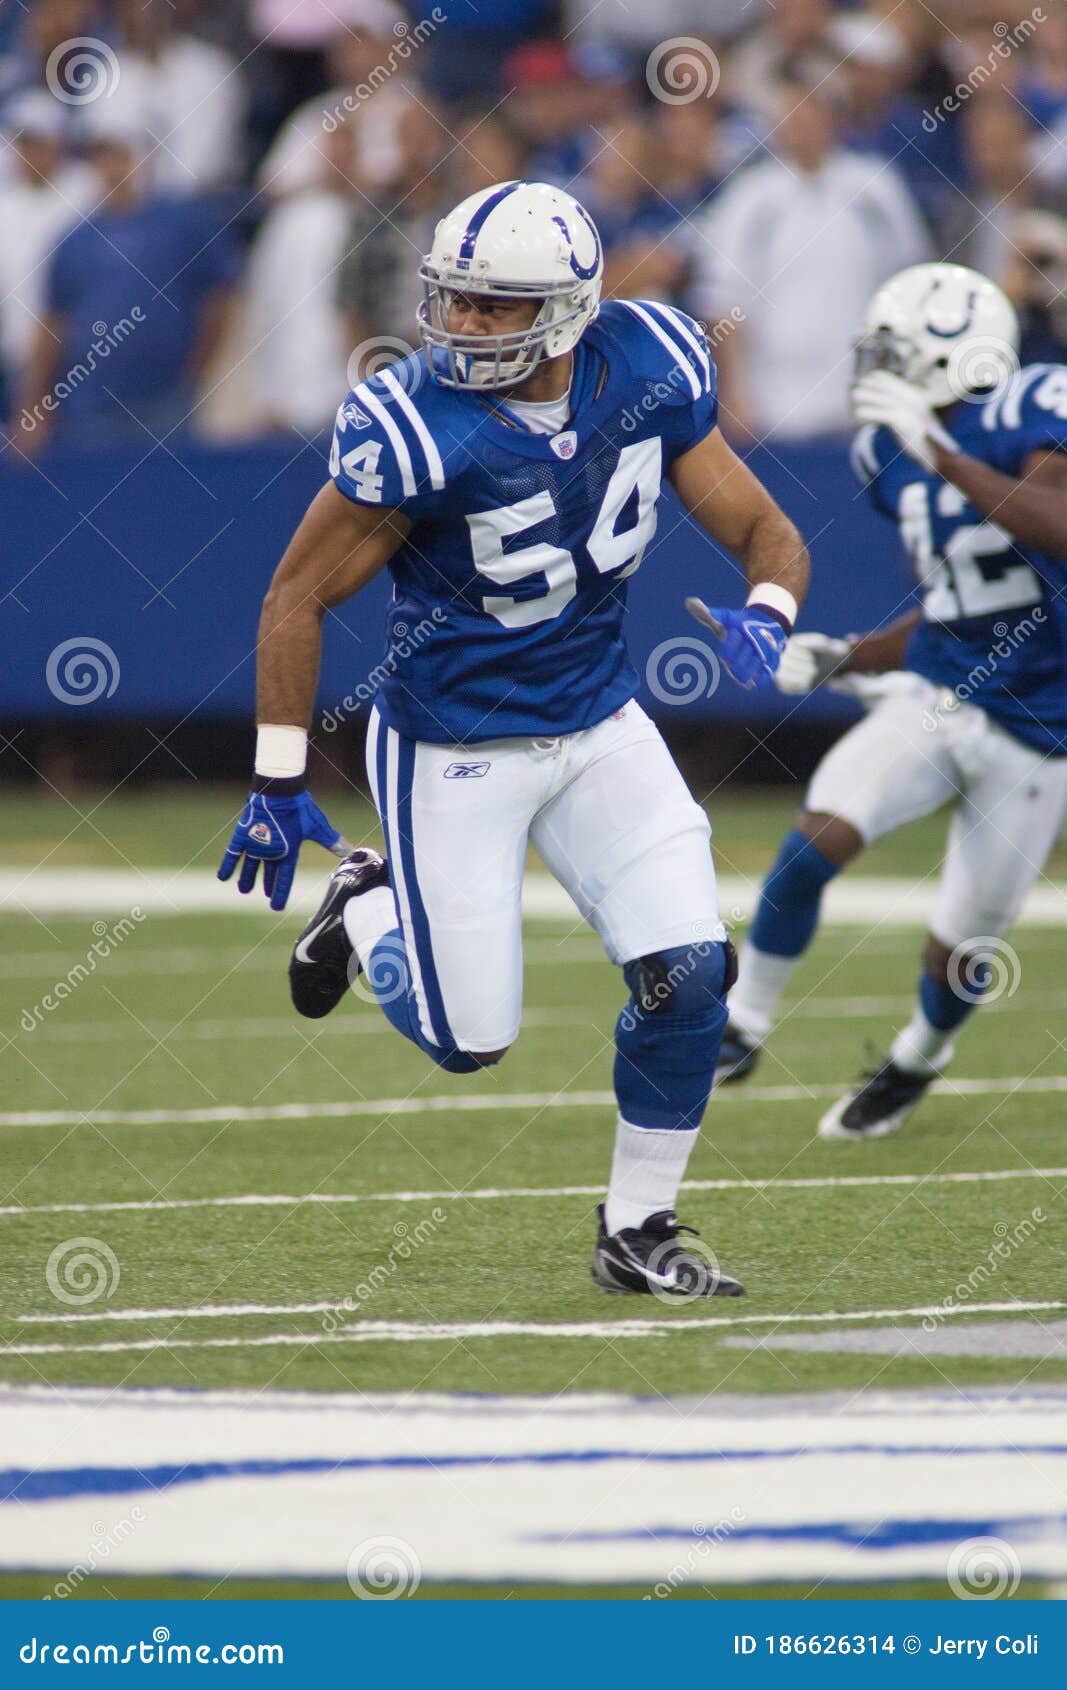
[{"xmin": 503, "ymin": 386, "xmax": 573, "ymax": 437}]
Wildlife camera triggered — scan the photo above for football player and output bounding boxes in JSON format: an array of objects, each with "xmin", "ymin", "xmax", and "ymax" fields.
[
  {"xmin": 716, "ymin": 262, "xmax": 1067, "ymax": 1138},
  {"xmin": 219, "ymin": 181, "xmax": 810, "ymax": 1294}
]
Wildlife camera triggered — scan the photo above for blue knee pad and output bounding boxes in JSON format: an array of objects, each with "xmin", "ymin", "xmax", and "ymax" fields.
[
  {"xmin": 749, "ymin": 827, "xmax": 839, "ymax": 957},
  {"xmin": 368, "ymin": 930, "xmax": 491, "ymax": 1075},
  {"xmin": 614, "ymin": 940, "xmax": 734, "ymax": 1131}
]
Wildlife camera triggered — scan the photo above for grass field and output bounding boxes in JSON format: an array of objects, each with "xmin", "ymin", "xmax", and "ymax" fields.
[{"xmin": 2, "ymin": 787, "xmax": 1066, "ymax": 1597}]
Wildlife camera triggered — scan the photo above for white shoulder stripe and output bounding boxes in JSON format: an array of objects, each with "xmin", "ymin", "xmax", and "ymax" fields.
[
  {"xmin": 618, "ymin": 300, "xmax": 702, "ymax": 400},
  {"xmin": 380, "ymin": 367, "xmax": 445, "ymax": 490},
  {"xmin": 850, "ymin": 424, "xmax": 881, "ymax": 484},
  {"xmin": 639, "ymin": 300, "xmax": 712, "ymax": 393},
  {"xmin": 353, "ymin": 382, "xmax": 416, "ymax": 499}
]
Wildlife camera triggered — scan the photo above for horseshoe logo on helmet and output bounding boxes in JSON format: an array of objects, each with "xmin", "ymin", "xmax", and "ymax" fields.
[
  {"xmin": 922, "ymin": 277, "xmax": 979, "ymax": 339},
  {"xmin": 552, "ymin": 204, "xmax": 601, "ymax": 282}
]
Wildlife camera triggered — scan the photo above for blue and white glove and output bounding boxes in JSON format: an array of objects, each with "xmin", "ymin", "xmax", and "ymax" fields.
[
  {"xmin": 685, "ymin": 596, "xmax": 790, "ymax": 690},
  {"xmin": 218, "ymin": 783, "xmax": 352, "ymax": 912}
]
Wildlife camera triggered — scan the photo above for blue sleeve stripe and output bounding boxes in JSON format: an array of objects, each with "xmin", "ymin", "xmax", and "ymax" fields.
[
  {"xmin": 355, "ymin": 382, "xmax": 416, "ymax": 499},
  {"xmin": 617, "ymin": 300, "xmax": 702, "ymax": 399},
  {"xmin": 379, "ymin": 367, "xmax": 446, "ymax": 489},
  {"xmin": 639, "ymin": 300, "xmax": 713, "ymax": 393}
]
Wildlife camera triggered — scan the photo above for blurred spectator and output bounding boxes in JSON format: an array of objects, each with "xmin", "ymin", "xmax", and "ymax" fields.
[
  {"xmin": 244, "ymin": 119, "xmax": 364, "ymax": 435},
  {"xmin": 0, "ymin": 0, "xmax": 96, "ymax": 177},
  {"xmin": 1002, "ymin": 210, "xmax": 1067, "ymax": 365},
  {"xmin": 945, "ymin": 96, "xmax": 1042, "ymax": 281},
  {"xmin": 112, "ymin": 0, "xmax": 246, "ymax": 193},
  {"xmin": 417, "ymin": 0, "xmax": 553, "ymax": 106},
  {"xmin": 830, "ymin": 12, "xmax": 962, "ymax": 230},
  {"xmin": 727, "ymin": 0, "xmax": 836, "ymax": 121},
  {"xmin": 503, "ymin": 41, "xmax": 593, "ymax": 186},
  {"xmin": 258, "ymin": 0, "xmax": 416, "ymax": 200},
  {"xmin": 18, "ymin": 102, "xmax": 240, "ymax": 451},
  {"xmin": 335, "ymin": 100, "xmax": 452, "ymax": 373},
  {"xmin": 579, "ymin": 117, "xmax": 685, "ymax": 300},
  {"xmin": 690, "ymin": 75, "xmax": 928, "ymax": 440},
  {"xmin": 654, "ymin": 100, "xmax": 726, "ymax": 222},
  {"xmin": 1018, "ymin": 9, "xmax": 1067, "ymax": 133},
  {"xmin": 0, "ymin": 91, "xmax": 97, "ymax": 415},
  {"xmin": 565, "ymin": 0, "xmax": 760, "ymax": 57},
  {"xmin": 450, "ymin": 110, "xmax": 527, "ymax": 200}
]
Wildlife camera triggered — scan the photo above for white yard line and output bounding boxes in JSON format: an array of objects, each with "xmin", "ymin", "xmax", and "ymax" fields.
[
  {"xmin": 13, "ymin": 995, "xmax": 1067, "ymax": 1045},
  {"xmin": 2, "ymin": 1164, "xmax": 1065, "ymax": 1223},
  {"xmin": 4, "ymin": 868, "xmax": 1067, "ymax": 925},
  {"xmin": 4, "ymin": 1075, "xmax": 1067, "ymax": 1129},
  {"xmin": 5, "ymin": 1300, "xmax": 1065, "ymax": 1355}
]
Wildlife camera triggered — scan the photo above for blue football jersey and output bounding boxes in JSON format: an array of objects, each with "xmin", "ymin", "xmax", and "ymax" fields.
[
  {"xmin": 328, "ymin": 300, "xmax": 717, "ymax": 742},
  {"xmin": 852, "ymin": 363, "xmax": 1067, "ymax": 754}
]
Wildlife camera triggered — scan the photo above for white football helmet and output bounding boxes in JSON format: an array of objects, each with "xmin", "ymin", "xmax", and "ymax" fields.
[
  {"xmin": 854, "ymin": 262, "xmax": 1020, "ymax": 407},
  {"xmin": 417, "ymin": 180, "xmax": 603, "ymax": 390}
]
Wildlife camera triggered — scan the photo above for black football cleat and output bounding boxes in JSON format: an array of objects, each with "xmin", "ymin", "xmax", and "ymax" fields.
[
  {"xmin": 818, "ymin": 1056, "xmax": 934, "ymax": 1140},
  {"xmin": 289, "ymin": 848, "xmax": 390, "ymax": 1019},
  {"xmin": 714, "ymin": 1020, "xmax": 761, "ymax": 1085},
  {"xmin": 591, "ymin": 1206, "xmax": 745, "ymax": 1298}
]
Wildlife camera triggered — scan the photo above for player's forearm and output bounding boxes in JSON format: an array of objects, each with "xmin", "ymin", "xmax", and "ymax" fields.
[
  {"xmin": 737, "ymin": 504, "xmax": 811, "ymax": 619},
  {"xmin": 842, "ymin": 610, "xmax": 920, "ymax": 673},
  {"xmin": 932, "ymin": 444, "xmax": 1067, "ymax": 556},
  {"xmin": 256, "ymin": 583, "xmax": 325, "ymax": 732}
]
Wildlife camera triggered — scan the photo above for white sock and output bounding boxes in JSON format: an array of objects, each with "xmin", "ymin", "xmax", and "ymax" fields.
[
  {"xmin": 728, "ymin": 946, "xmax": 798, "ymax": 1044},
  {"xmin": 890, "ymin": 1007, "xmax": 955, "ymax": 1077},
  {"xmin": 341, "ymin": 886, "xmax": 396, "ymax": 971},
  {"xmin": 604, "ymin": 1115, "xmax": 698, "ymax": 1234}
]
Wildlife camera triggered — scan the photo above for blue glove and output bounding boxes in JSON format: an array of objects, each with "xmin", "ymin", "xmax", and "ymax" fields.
[
  {"xmin": 218, "ymin": 786, "xmax": 348, "ymax": 912},
  {"xmin": 685, "ymin": 597, "xmax": 789, "ymax": 690}
]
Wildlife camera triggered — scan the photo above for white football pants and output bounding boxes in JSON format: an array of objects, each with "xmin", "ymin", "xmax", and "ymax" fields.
[{"xmin": 366, "ymin": 699, "xmax": 724, "ymax": 1054}]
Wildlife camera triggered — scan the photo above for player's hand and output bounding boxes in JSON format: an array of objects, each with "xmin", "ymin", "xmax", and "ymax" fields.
[
  {"xmin": 686, "ymin": 598, "xmax": 789, "ymax": 690},
  {"xmin": 851, "ymin": 370, "xmax": 957, "ymax": 474},
  {"xmin": 217, "ymin": 788, "xmax": 352, "ymax": 912},
  {"xmin": 775, "ymin": 631, "xmax": 853, "ymax": 696}
]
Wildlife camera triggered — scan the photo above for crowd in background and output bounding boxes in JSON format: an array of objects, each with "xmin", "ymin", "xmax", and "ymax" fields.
[{"xmin": 1, "ymin": 0, "xmax": 1066, "ymax": 452}]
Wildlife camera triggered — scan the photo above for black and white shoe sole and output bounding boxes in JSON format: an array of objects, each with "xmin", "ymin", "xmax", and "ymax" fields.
[{"xmin": 288, "ymin": 849, "xmax": 387, "ymax": 1020}]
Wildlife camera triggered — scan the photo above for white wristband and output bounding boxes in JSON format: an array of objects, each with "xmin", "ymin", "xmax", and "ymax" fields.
[
  {"xmin": 255, "ymin": 723, "xmax": 308, "ymax": 779},
  {"xmin": 747, "ymin": 583, "xmax": 798, "ymax": 628}
]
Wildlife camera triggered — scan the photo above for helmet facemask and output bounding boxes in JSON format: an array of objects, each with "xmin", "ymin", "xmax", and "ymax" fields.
[{"xmin": 417, "ymin": 265, "xmax": 591, "ymax": 391}]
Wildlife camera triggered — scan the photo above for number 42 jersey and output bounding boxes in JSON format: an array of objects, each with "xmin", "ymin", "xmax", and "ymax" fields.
[
  {"xmin": 328, "ymin": 301, "xmax": 717, "ymax": 744},
  {"xmin": 852, "ymin": 363, "xmax": 1067, "ymax": 755}
]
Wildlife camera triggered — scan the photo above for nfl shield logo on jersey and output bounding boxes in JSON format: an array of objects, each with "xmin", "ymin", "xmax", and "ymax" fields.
[{"xmin": 550, "ymin": 430, "xmax": 578, "ymax": 460}]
